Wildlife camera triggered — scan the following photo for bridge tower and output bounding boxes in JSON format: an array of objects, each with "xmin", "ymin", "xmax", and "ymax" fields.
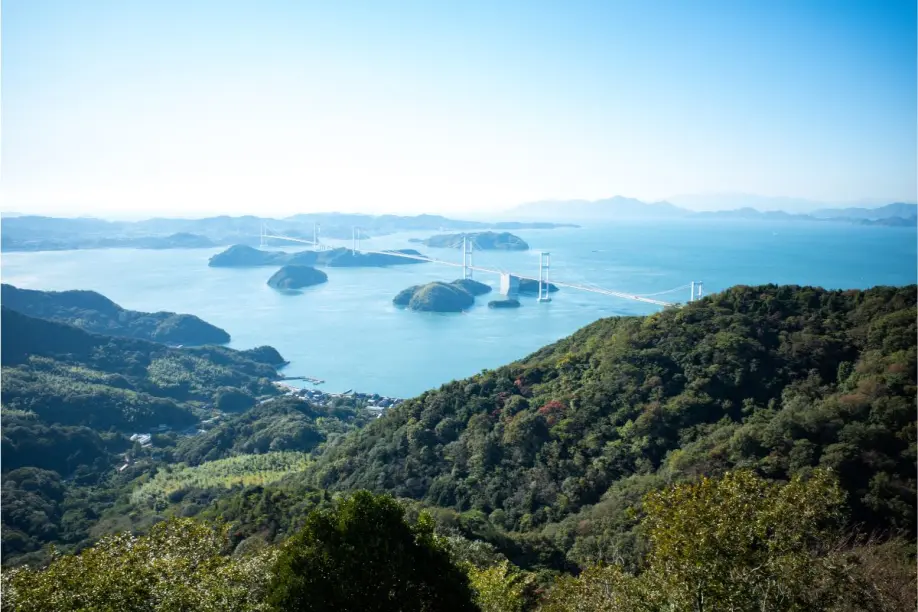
[
  {"xmin": 313, "ymin": 223, "xmax": 320, "ymax": 251},
  {"xmin": 352, "ymin": 227, "xmax": 361, "ymax": 252},
  {"xmin": 690, "ymin": 281, "xmax": 695, "ymax": 303},
  {"xmin": 538, "ymin": 252, "xmax": 552, "ymax": 302},
  {"xmin": 462, "ymin": 237, "xmax": 474, "ymax": 279},
  {"xmin": 689, "ymin": 281, "xmax": 705, "ymax": 302}
]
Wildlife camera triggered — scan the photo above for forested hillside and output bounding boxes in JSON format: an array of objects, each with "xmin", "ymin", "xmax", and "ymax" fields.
[
  {"xmin": 1, "ymin": 284, "xmax": 231, "ymax": 345},
  {"xmin": 309, "ymin": 284, "xmax": 917, "ymax": 566},
  {"xmin": 2, "ymin": 284, "xmax": 915, "ymax": 610}
]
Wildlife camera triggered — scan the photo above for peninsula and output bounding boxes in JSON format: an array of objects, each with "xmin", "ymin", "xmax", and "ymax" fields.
[{"xmin": 0, "ymin": 284, "xmax": 231, "ymax": 345}]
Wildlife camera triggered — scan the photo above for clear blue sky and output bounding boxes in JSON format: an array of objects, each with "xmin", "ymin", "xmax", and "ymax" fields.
[{"xmin": 3, "ymin": 0, "xmax": 916, "ymax": 217}]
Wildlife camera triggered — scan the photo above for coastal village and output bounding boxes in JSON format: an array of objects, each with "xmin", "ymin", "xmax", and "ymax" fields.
[
  {"xmin": 274, "ymin": 383, "xmax": 405, "ymax": 418},
  {"xmin": 123, "ymin": 383, "xmax": 404, "ymax": 466}
]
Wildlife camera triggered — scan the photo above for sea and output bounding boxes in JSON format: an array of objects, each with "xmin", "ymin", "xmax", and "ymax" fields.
[{"xmin": 3, "ymin": 220, "xmax": 915, "ymax": 398}]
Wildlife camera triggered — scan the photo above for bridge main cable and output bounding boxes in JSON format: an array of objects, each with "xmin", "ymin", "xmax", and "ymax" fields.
[{"xmin": 260, "ymin": 230, "xmax": 678, "ymax": 307}]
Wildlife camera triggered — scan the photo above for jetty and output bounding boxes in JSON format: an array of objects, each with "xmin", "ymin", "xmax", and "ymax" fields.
[{"xmin": 278, "ymin": 375, "xmax": 325, "ymax": 385}]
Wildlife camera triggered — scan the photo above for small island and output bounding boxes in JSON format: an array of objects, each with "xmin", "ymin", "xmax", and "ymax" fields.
[
  {"xmin": 451, "ymin": 278, "xmax": 492, "ymax": 296},
  {"xmin": 267, "ymin": 265, "xmax": 328, "ymax": 291},
  {"xmin": 488, "ymin": 298, "xmax": 521, "ymax": 309},
  {"xmin": 393, "ymin": 280, "xmax": 484, "ymax": 312},
  {"xmin": 518, "ymin": 278, "xmax": 560, "ymax": 295},
  {"xmin": 421, "ymin": 231, "xmax": 529, "ymax": 251},
  {"xmin": 209, "ymin": 245, "xmax": 290, "ymax": 267}
]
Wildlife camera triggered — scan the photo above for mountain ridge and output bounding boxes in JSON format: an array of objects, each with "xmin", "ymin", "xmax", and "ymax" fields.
[
  {"xmin": 1, "ymin": 284, "xmax": 231, "ymax": 346},
  {"xmin": 306, "ymin": 283, "xmax": 917, "ymax": 567}
]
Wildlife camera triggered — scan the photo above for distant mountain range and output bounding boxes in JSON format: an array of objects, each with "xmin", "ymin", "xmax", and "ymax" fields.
[
  {"xmin": 2, "ymin": 201, "xmax": 914, "ymax": 253},
  {"xmin": 809, "ymin": 202, "xmax": 918, "ymax": 220},
  {"xmin": 0, "ymin": 213, "xmax": 578, "ymax": 253},
  {"xmin": 510, "ymin": 196, "xmax": 688, "ymax": 220},
  {"xmin": 665, "ymin": 193, "xmax": 905, "ymax": 214},
  {"xmin": 512, "ymin": 196, "xmax": 917, "ymax": 225}
]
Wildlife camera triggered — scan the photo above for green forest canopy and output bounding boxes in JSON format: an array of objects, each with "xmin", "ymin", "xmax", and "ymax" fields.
[{"xmin": 307, "ymin": 284, "xmax": 916, "ymax": 568}]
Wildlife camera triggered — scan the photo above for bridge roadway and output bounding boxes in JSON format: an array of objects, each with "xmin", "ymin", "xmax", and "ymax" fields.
[{"xmin": 261, "ymin": 233, "xmax": 675, "ymax": 307}]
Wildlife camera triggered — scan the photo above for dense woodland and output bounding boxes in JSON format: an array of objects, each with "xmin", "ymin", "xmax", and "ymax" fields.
[
  {"xmin": 308, "ymin": 284, "xmax": 916, "ymax": 567},
  {"xmin": 1, "ymin": 284, "xmax": 915, "ymax": 610},
  {"xmin": 0, "ymin": 307, "xmax": 366, "ymax": 564},
  {"xmin": 2, "ymin": 284, "xmax": 231, "ymax": 345}
]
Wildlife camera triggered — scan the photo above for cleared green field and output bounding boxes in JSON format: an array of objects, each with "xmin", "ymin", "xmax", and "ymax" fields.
[{"xmin": 131, "ymin": 452, "xmax": 310, "ymax": 507}]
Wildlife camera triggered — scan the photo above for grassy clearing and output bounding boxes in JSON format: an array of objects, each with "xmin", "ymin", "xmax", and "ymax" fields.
[{"xmin": 131, "ymin": 452, "xmax": 310, "ymax": 507}]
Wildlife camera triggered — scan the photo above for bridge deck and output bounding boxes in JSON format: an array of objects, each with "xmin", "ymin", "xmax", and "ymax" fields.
[{"xmin": 261, "ymin": 233, "xmax": 677, "ymax": 307}]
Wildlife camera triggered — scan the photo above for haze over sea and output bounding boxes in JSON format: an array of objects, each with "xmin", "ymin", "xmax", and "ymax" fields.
[{"xmin": 3, "ymin": 220, "xmax": 915, "ymax": 398}]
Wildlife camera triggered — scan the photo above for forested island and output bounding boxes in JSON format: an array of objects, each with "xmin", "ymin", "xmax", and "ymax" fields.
[
  {"xmin": 266, "ymin": 265, "xmax": 328, "ymax": 291},
  {"xmin": 209, "ymin": 245, "xmax": 428, "ymax": 268},
  {"xmin": 394, "ymin": 279, "xmax": 491, "ymax": 312},
  {"xmin": 1, "ymin": 284, "xmax": 230, "ymax": 345},
  {"xmin": 488, "ymin": 298, "xmax": 521, "ymax": 308},
  {"xmin": 518, "ymin": 278, "xmax": 559, "ymax": 295},
  {"xmin": 419, "ymin": 231, "xmax": 530, "ymax": 250},
  {"xmin": 2, "ymin": 284, "xmax": 915, "ymax": 611}
]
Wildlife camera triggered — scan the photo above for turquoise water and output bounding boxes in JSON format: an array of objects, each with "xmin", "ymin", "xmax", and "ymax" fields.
[{"xmin": 2, "ymin": 220, "xmax": 915, "ymax": 397}]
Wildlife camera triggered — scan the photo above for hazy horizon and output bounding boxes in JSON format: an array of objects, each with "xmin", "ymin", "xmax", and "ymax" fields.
[
  {"xmin": 3, "ymin": 1, "xmax": 916, "ymax": 219},
  {"xmin": 2, "ymin": 192, "xmax": 915, "ymax": 222}
]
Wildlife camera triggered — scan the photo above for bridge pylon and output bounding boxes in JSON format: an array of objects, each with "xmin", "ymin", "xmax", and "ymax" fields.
[
  {"xmin": 689, "ymin": 281, "xmax": 704, "ymax": 302},
  {"xmin": 538, "ymin": 252, "xmax": 552, "ymax": 302},
  {"xmin": 352, "ymin": 227, "xmax": 362, "ymax": 252},
  {"xmin": 462, "ymin": 237, "xmax": 474, "ymax": 279}
]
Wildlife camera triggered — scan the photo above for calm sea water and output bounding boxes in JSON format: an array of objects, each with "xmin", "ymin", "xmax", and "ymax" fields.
[{"xmin": 3, "ymin": 220, "xmax": 915, "ymax": 397}]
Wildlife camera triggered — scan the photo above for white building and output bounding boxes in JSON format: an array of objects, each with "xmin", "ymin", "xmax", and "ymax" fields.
[{"xmin": 499, "ymin": 273, "xmax": 520, "ymax": 297}]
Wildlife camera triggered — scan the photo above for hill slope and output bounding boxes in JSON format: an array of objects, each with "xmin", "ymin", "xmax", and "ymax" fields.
[
  {"xmin": 0, "ymin": 307, "xmax": 280, "ymax": 431},
  {"xmin": 309, "ymin": 285, "xmax": 917, "ymax": 547},
  {"xmin": 0, "ymin": 307, "xmax": 291, "ymax": 562},
  {"xmin": 1, "ymin": 284, "xmax": 230, "ymax": 345}
]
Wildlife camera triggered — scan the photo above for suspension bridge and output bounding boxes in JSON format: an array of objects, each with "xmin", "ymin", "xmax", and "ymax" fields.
[{"xmin": 259, "ymin": 224, "xmax": 703, "ymax": 308}]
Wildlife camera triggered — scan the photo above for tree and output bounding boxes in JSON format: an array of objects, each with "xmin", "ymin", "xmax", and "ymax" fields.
[
  {"xmin": 540, "ymin": 470, "xmax": 908, "ymax": 612},
  {"xmin": 641, "ymin": 469, "xmax": 847, "ymax": 610},
  {"xmin": 466, "ymin": 560, "xmax": 535, "ymax": 612},
  {"xmin": 1, "ymin": 518, "xmax": 276, "ymax": 612},
  {"xmin": 266, "ymin": 491, "xmax": 478, "ymax": 612},
  {"xmin": 214, "ymin": 387, "xmax": 256, "ymax": 412}
]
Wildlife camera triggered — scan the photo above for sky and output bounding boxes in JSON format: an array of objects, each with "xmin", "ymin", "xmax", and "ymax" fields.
[{"xmin": 2, "ymin": 0, "xmax": 916, "ymax": 218}]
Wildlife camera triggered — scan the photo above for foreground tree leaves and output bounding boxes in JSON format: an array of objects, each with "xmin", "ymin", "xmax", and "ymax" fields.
[
  {"xmin": 539, "ymin": 470, "xmax": 916, "ymax": 612},
  {"xmin": 1, "ymin": 518, "xmax": 277, "ymax": 612},
  {"xmin": 266, "ymin": 490, "xmax": 478, "ymax": 611},
  {"xmin": 3, "ymin": 481, "xmax": 913, "ymax": 611}
]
